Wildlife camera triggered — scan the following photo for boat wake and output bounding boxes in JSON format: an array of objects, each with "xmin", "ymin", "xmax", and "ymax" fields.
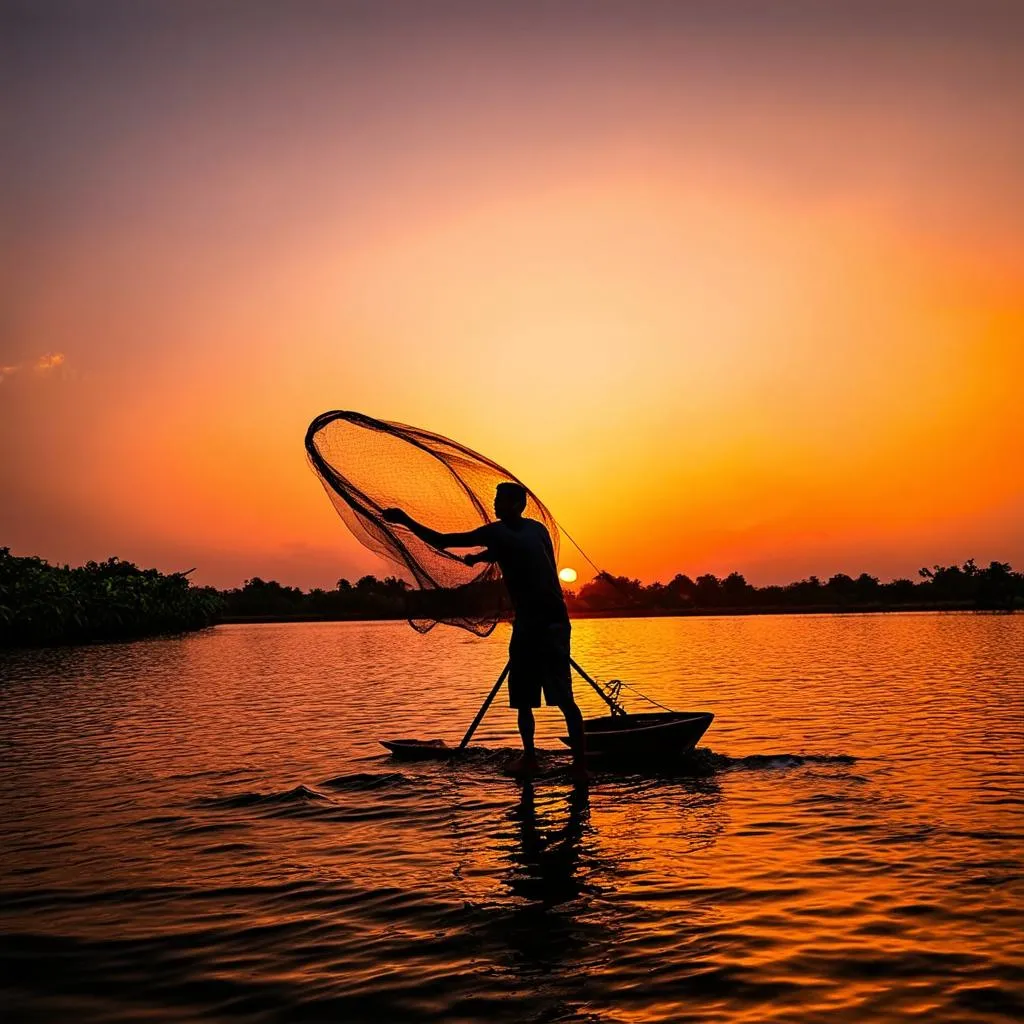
[
  {"xmin": 693, "ymin": 750, "xmax": 858, "ymax": 773},
  {"xmin": 321, "ymin": 771, "xmax": 412, "ymax": 792},
  {"xmin": 370, "ymin": 744, "xmax": 858, "ymax": 778},
  {"xmin": 196, "ymin": 783, "xmax": 332, "ymax": 809},
  {"xmin": 190, "ymin": 754, "xmax": 860, "ymax": 819},
  {"xmin": 578, "ymin": 748, "xmax": 859, "ymax": 780}
]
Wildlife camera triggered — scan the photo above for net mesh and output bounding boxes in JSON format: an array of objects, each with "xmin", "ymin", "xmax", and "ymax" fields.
[{"xmin": 305, "ymin": 410, "xmax": 560, "ymax": 635}]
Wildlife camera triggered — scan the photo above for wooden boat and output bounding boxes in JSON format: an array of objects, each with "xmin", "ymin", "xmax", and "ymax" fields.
[
  {"xmin": 380, "ymin": 658, "xmax": 714, "ymax": 765},
  {"xmin": 381, "ymin": 712, "xmax": 713, "ymax": 764},
  {"xmin": 561, "ymin": 711, "xmax": 714, "ymax": 761}
]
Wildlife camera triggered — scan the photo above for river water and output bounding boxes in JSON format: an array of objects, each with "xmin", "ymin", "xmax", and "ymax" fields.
[{"xmin": 1, "ymin": 613, "xmax": 1021, "ymax": 1023}]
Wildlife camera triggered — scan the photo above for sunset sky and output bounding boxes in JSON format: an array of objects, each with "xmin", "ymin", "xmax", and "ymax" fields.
[{"xmin": 3, "ymin": 1, "xmax": 1022, "ymax": 589}]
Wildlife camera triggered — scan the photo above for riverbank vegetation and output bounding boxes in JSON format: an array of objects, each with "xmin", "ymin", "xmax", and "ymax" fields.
[
  {"xmin": 220, "ymin": 558, "xmax": 1021, "ymax": 622},
  {"xmin": 3, "ymin": 550, "xmax": 1018, "ymax": 647},
  {"xmin": 567, "ymin": 560, "xmax": 1022, "ymax": 615},
  {"xmin": 0, "ymin": 548, "xmax": 224, "ymax": 647}
]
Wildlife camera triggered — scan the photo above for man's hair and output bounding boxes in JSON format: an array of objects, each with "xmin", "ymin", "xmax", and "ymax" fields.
[{"xmin": 495, "ymin": 481, "xmax": 528, "ymax": 512}]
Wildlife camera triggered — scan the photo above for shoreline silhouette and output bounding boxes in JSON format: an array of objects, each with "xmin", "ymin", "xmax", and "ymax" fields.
[{"xmin": 2, "ymin": 547, "xmax": 1019, "ymax": 649}]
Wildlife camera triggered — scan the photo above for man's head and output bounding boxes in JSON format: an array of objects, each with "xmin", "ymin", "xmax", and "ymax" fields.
[{"xmin": 494, "ymin": 482, "xmax": 527, "ymax": 521}]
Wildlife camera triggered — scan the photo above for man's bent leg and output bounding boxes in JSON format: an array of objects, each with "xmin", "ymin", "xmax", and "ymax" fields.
[
  {"xmin": 517, "ymin": 707, "xmax": 536, "ymax": 755},
  {"xmin": 559, "ymin": 699, "xmax": 587, "ymax": 766}
]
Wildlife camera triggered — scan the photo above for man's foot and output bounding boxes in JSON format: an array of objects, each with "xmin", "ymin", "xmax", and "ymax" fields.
[{"xmin": 507, "ymin": 753, "xmax": 540, "ymax": 777}]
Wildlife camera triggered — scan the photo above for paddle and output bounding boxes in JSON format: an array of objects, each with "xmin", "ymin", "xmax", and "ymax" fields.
[
  {"xmin": 380, "ymin": 660, "xmax": 510, "ymax": 757},
  {"xmin": 462, "ymin": 658, "xmax": 624, "ymax": 748},
  {"xmin": 457, "ymin": 661, "xmax": 511, "ymax": 749},
  {"xmin": 381, "ymin": 657, "xmax": 622, "ymax": 757}
]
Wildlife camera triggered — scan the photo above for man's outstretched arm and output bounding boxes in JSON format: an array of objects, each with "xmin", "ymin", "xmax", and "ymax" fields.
[{"xmin": 382, "ymin": 508, "xmax": 490, "ymax": 551}]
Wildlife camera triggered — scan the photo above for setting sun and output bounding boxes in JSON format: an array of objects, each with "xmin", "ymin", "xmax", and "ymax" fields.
[{"xmin": 3, "ymin": 7, "xmax": 1023, "ymax": 1024}]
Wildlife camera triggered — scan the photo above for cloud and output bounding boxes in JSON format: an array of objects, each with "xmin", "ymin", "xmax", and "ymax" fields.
[
  {"xmin": 35, "ymin": 352, "xmax": 65, "ymax": 372},
  {"xmin": 0, "ymin": 352, "xmax": 67, "ymax": 384}
]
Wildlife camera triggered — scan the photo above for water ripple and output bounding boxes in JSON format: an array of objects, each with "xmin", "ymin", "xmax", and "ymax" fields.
[{"xmin": 1, "ymin": 614, "xmax": 1021, "ymax": 1023}]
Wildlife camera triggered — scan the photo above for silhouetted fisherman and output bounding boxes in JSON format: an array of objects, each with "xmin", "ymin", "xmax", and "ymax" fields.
[{"xmin": 383, "ymin": 482, "xmax": 588, "ymax": 782}]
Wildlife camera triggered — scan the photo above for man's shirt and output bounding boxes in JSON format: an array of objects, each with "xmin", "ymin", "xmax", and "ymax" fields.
[{"xmin": 474, "ymin": 518, "xmax": 566, "ymax": 622}]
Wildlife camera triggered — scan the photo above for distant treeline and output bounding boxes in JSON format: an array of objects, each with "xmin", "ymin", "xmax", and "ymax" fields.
[
  {"xmin": 221, "ymin": 559, "xmax": 1022, "ymax": 622},
  {"xmin": 1, "ymin": 548, "xmax": 224, "ymax": 647},
  {"xmin": 567, "ymin": 561, "xmax": 1021, "ymax": 614},
  {"xmin": 3, "ymin": 549, "xmax": 1018, "ymax": 648}
]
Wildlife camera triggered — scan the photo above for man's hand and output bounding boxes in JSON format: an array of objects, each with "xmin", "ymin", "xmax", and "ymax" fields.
[
  {"xmin": 462, "ymin": 550, "xmax": 494, "ymax": 567},
  {"xmin": 382, "ymin": 508, "xmax": 410, "ymax": 526}
]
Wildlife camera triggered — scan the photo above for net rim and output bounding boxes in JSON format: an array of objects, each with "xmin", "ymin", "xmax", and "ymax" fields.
[{"xmin": 304, "ymin": 410, "xmax": 545, "ymax": 525}]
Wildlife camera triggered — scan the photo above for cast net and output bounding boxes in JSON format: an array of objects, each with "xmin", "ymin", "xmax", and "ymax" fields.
[{"xmin": 305, "ymin": 410, "xmax": 559, "ymax": 635}]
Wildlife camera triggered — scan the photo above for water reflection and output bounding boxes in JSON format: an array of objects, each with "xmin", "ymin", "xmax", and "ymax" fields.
[
  {"xmin": 505, "ymin": 782, "xmax": 592, "ymax": 907},
  {"xmin": 490, "ymin": 781, "xmax": 604, "ymax": 1023},
  {"xmin": 2, "ymin": 616, "xmax": 1021, "ymax": 1024}
]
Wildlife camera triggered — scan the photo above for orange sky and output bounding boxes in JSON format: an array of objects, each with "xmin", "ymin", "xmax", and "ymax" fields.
[{"xmin": 2, "ymin": 2, "xmax": 1022, "ymax": 589}]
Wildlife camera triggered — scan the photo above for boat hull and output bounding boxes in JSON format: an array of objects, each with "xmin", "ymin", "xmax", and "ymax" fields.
[
  {"xmin": 561, "ymin": 711, "xmax": 714, "ymax": 761},
  {"xmin": 379, "ymin": 738, "xmax": 454, "ymax": 760},
  {"xmin": 381, "ymin": 712, "xmax": 714, "ymax": 763}
]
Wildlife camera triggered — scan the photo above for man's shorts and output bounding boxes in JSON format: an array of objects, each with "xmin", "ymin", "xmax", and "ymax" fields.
[{"xmin": 507, "ymin": 617, "xmax": 573, "ymax": 709}]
